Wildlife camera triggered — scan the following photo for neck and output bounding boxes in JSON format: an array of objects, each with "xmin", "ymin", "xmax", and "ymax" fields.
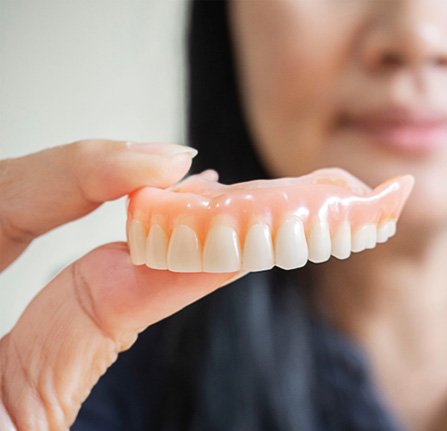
[{"xmin": 314, "ymin": 226, "xmax": 447, "ymax": 431}]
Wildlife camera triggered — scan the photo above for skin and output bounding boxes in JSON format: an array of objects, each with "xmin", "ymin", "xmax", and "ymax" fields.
[
  {"xmin": 0, "ymin": 141, "xmax": 242, "ymax": 429},
  {"xmin": 3, "ymin": 1, "xmax": 447, "ymax": 429},
  {"xmin": 230, "ymin": 0, "xmax": 447, "ymax": 430}
]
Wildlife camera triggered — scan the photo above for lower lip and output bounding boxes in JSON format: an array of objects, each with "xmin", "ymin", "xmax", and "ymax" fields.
[{"xmin": 344, "ymin": 122, "xmax": 447, "ymax": 155}]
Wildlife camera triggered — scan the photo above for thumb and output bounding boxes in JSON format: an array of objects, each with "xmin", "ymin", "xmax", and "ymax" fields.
[{"xmin": 0, "ymin": 243, "xmax": 241, "ymax": 430}]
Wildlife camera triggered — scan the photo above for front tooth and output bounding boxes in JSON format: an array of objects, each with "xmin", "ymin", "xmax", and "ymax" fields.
[
  {"xmin": 351, "ymin": 224, "xmax": 376, "ymax": 252},
  {"xmin": 331, "ymin": 221, "xmax": 351, "ymax": 260},
  {"xmin": 167, "ymin": 225, "xmax": 202, "ymax": 272},
  {"xmin": 128, "ymin": 219, "xmax": 146, "ymax": 265},
  {"xmin": 203, "ymin": 225, "xmax": 241, "ymax": 272},
  {"xmin": 242, "ymin": 223, "xmax": 274, "ymax": 272},
  {"xmin": 376, "ymin": 220, "xmax": 397, "ymax": 243},
  {"xmin": 274, "ymin": 217, "xmax": 308, "ymax": 269},
  {"xmin": 146, "ymin": 224, "xmax": 168, "ymax": 269},
  {"xmin": 307, "ymin": 218, "xmax": 331, "ymax": 263}
]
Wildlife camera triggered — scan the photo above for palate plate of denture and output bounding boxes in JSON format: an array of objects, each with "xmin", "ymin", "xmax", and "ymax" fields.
[{"xmin": 126, "ymin": 167, "xmax": 414, "ymax": 272}]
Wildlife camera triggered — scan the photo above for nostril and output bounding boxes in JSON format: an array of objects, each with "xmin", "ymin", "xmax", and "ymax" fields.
[
  {"xmin": 434, "ymin": 56, "xmax": 447, "ymax": 67},
  {"xmin": 381, "ymin": 51, "xmax": 405, "ymax": 68},
  {"xmin": 374, "ymin": 50, "xmax": 447, "ymax": 71}
]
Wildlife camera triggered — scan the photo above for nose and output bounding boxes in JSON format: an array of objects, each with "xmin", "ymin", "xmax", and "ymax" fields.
[{"xmin": 360, "ymin": 0, "xmax": 447, "ymax": 72}]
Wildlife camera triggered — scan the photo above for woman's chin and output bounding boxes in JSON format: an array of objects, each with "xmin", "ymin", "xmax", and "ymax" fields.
[{"xmin": 398, "ymin": 181, "xmax": 447, "ymax": 233}]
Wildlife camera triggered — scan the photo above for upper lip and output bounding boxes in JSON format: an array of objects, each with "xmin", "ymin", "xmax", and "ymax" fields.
[{"xmin": 339, "ymin": 107, "xmax": 447, "ymax": 128}]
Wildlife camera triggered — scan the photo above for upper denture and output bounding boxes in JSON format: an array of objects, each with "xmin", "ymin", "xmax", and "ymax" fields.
[{"xmin": 127, "ymin": 168, "xmax": 414, "ymax": 273}]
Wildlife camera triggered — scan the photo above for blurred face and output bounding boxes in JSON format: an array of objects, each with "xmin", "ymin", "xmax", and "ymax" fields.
[{"xmin": 230, "ymin": 0, "xmax": 447, "ymax": 230}]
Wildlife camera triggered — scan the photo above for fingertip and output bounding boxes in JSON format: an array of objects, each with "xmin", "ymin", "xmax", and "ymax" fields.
[
  {"xmin": 197, "ymin": 169, "xmax": 219, "ymax": 182},
  {"xmin": 77, "ymin": 244, "xmax": 243, "ymax": 335},
  {"xmin": 73, "ymin": 141, "xmax": 196, "ymax": 202},
  {"xmin": 151, "ymin": 153, "xmax": 194, "ymax": 188}
]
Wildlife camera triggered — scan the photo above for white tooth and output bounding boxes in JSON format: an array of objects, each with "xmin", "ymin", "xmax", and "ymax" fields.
[
  {"xmin": 203, "ymin": 225, "xmax": 241, "ymax": 272},
  {"xmin": 377, "ymin": 220, "xmax": 397, "ymax": 243},
  {"xmin": 145, "ymin": 224, "xmax": 168, "ymax": 269},
  {"xmin": 242, "ymin": 223, "xmax": 274, "ymax": 272},
  {"xmin": 274, "ymin": 217, "xmax": 308, "ymax": 269},
  {"xmin": 351, "ymin": 224, "xmax": 376, "ymax": 252},
  {"xmin": 377, "ymin": 222, "xmax": 389, "ymax": 243},
  {"xmin": 128, "ymin": 219, "xmax": 147, "ymax": 265},
  {"xmin": 386, "ymin": 220, "xmax": 397, "ymax": 238},
  {"xmin": 307, "ymin": 218, "xmax": 331, "ymax": 263},
  {"xmin": 351, "ymin": 226, "xmax": 366, "ymax": 252},
  {"xmin": 331, "ymin": 221, "xmax": 351, "ymax": 260},
  {"xmin": 364, "ymin": 224, "xmax": 377, "ymax": 249},
  {"xmin": 167, "ymin": 225, "xmax": 201, "ymax": 272}
]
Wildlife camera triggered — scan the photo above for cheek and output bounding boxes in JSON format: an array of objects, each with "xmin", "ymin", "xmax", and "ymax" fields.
[
  {"xmin": 233, "ymin": 9, "xmax": 358, "ymax": 178},
  {"xmin": 241, "ymin": 47, "xmax": 344, "ymax": 178}
]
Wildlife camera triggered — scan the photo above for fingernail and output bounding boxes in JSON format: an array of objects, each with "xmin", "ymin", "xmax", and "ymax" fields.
[{"xmin": 126, "ymin": 142, "xmax": 198, "ymax": 158}]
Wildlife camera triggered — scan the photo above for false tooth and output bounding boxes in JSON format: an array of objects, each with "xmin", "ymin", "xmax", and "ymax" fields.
[
  {"xmin": 387, "ymin": 220, "xmax": 397, "ymax": 237},
  {"xmin": 203, "ymin": 225, "xmax": 241, "ymax": 272},
  {"xmin": 307, "ymin": 218, "xmax": 331, "ymax": 263},
  {"xmin": 331, "ymin": 221, "xmax": 351, "ymax": 260},
  {"xmin": 146, "ymin": 224, "xmax": 168, "ymax": 269},
  {"xmin": 351, "ymin": 224, "xmax": 376, "ymax": 252},
  {"xmin": 364, "ymin": 224, "xmax": 377, "ymax": 249},
  {"xmin": 377, "ymin": 220, "xmax": 397, "ymax": 243},
  {"xmin": 167, "ymin": 225, "xmax": 201, "ymax": 272},
  {"xmin": 274, "ymin": 217, "xmax": 308, "ymax": 269},
  {"xmin": 128, "ymin": 219, "xmax": 146, "ymax": 265},
  {"xmin": 242, "ymin": 223, "xmax": 274, "ymax": 272}
]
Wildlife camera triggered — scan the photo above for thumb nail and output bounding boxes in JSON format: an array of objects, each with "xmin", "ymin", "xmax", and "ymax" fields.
[{"xmin": 126, "ymin": 142, "xmax": 198, "ymax": 158}]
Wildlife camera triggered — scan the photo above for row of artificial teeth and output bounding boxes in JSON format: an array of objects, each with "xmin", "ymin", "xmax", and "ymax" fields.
[{"xmin": 128, "ymin": 217, "xmax": 397, "ymax": 273}]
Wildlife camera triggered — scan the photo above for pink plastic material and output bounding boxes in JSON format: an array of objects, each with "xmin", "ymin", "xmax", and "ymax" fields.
[{"xmin": 127, "ymin": 168, "xmax": 414, "ymax": 243}]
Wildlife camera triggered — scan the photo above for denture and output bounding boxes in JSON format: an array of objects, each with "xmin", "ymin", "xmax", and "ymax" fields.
[{"xmin": 126, "ymin": 168, "xmax": 414, "ymax": 272}]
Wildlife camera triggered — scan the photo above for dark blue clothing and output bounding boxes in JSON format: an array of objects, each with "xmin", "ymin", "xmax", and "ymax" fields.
[{"xmin": 72, "ymin": 274, "xmax": 403, "ymax": 431}]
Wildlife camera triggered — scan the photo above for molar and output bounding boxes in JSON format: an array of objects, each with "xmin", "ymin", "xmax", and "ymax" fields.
[
  {"xmin": 274, "ymin": 217, "xmax": 308, "ymax": 269},
  {"xmin": 146, "ymin": 224, "xmax": 168, "ymax": 269},
  {"xmin": 128, "ymin": 219, "xmax": 146, "ymax": 265},
  {"xmin": 203, "ymin": 224, "xmax": 241, "ymax": 272},
  {"xmin": 331, "ymin": 221, "xmax": 351, "ymax": 260},
  {"xmin": 307, "ymin": 218, "xmax": 331, "ymax": 263},
  {"xmin": 377, "ymin": 220, "xmax": 397, "ymax": 243},
  {"xmin": 242, "ymin": 223, "xmax": 274, "ymax": 272},
  {"xmin": 351, "ymin": 224, "xmax": 377, "ymax": 252},
  {"xmin": 167, "ymin": 224, "xmax": 202, "ymax": 272}
]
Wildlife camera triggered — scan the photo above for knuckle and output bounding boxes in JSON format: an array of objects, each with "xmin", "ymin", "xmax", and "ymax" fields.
[
  {"xmin": 68, "ymin": 140, "xmax": 125, "ymax": 203},
  {"xmin": 71, "ymin": 261, "xmax": 115, "ymax": 344},
  {"xmin": 0, "ymin": 159, "xmax": 36, "ymax": 244},
  {"xmin": 69, "ymin": 139, "xmax": 123, "ymax": 159},
  {"xmin": 68, "ymin": 141, "xmax": 106, "ymax": 204},
  {"xmin": 0, "ymin": 213, "xmax": 35, "ymax": 246}
]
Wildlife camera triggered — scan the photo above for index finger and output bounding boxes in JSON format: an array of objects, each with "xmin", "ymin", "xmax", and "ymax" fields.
[{"xmin": 0, "ymin": 140, "xmax": 197, "ymax": 270}]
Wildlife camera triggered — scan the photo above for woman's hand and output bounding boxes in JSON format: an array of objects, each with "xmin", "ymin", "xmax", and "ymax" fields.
[{"xmin": 0, "ymin": 140, "xmax": 240, "ymax": 430}]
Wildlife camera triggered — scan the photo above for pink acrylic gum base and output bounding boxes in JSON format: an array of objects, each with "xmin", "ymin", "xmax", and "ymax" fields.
[{"xmin": 127, "ymin": 169, "xmax": 415, "ymax": 244}]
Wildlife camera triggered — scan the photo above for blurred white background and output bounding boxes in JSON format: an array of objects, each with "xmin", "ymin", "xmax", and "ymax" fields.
[{"xmin": 0, "ymin": 0, "xmax": 187, "ymax": 335}]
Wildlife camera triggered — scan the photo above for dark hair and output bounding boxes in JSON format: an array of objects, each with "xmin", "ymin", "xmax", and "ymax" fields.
[
  {"xmin": 187, "ymin": 0, "xmax": 267, "ymax": 183},
  {"xmin": 154, "ymin": 1, "xmax": 317, "ymax": 430}
]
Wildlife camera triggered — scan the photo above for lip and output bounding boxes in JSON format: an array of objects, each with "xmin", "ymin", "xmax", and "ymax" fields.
[{"xmin": 339, "ymin": 108, "xmax": 447, "ymax": 155}]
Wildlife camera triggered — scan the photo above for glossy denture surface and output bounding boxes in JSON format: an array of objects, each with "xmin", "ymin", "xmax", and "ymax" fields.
[{"xmin": 127, "ymin": 168, "xmax": 414, "ymax": 272}]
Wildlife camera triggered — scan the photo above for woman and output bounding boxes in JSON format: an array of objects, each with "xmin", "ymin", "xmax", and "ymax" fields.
[{"xmin": 1, "ymin": 0, "xmax": 447, "ymax": 430}]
